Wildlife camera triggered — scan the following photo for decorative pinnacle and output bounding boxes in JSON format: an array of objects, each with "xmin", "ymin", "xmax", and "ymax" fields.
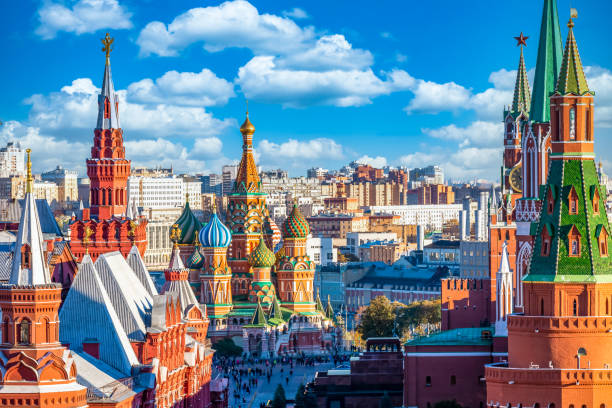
[
  {"xmin": 101, "ymin": 33, "xmax": 114, "ymax": 65},
  {"xmin": 25, "ymin": 148, "xmax": 33, "ymax": 194},
  {"xmin": 169, "ymin": 223, "xmax": 181, "ymax": 248},
  {"xmin": 514, "ymin": 32, "xmax": 528, "ymax": 47},
  {"xmin": 246, "ymin": 99, "xmax": 249, "ymax": 117},
  {"xmin": 211, "ymin": 199, "xmax": 217, "ymax": 214},
  {"xmin": 83, "ymin": 226, "xmax": 93, "ymax": 254}
]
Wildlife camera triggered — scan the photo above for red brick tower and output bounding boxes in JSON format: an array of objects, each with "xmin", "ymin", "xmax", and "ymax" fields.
[
  {"xmin": 0, "ymin": 150, "xmax": 87, "ymax": 407},
  {"xmin": 515, "ymin": 0, "xmax": 564, "ymax": 311},
  {"xmin": 87, "ymin": 33, "xmax": 130, "ymax": 220},
  {"xmin": 486, "ymin": 17, "xmax": 612, "ymax": 406},
  {"xmin": 69, "ymin": 33, "xmax": 147, "ymax": 263}
]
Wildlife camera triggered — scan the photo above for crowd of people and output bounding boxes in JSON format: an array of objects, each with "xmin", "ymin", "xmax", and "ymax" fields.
[{"xmin": 213, "ymin": 352, "xmax": 353, "ymax": 407}]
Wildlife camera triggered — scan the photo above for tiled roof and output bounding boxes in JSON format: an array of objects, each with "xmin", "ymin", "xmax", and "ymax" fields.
[
  {"xmin": 125, "ymin": 245, "xmax": 158, "ymax": 297},
  {"xmin": 555, "ymin": 19, "xmax": 591, "ymax": 96}
]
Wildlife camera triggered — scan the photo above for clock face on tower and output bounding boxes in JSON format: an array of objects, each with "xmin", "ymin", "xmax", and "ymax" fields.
[{"xmin": 509, "ymin": 164, "xmax": 522, "ymax": 193}]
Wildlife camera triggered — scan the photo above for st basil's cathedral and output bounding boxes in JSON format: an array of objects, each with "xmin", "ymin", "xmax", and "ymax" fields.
[{"xmin": 172, "ymin": 111, "xmax": 340, "ymax": 356}]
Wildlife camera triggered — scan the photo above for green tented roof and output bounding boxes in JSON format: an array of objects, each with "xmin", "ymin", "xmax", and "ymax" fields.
[
  {"xmin": 530, "ymin": 0, "xmax": 563, "ymax": 123},
  {"xmin": 555, "ymin": 21, "xmax": 591, "ymax": 96},
  {"xmin": 525, "ymin": 159, "xmax": 612, "ymax": 283},
  {"xmin": 511, "ymin": 47, "xmax": 531, "ymax": 116}
]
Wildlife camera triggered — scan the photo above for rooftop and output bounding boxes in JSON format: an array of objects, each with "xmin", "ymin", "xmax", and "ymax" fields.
[{"xmin": 406, "ymin": 326, "xmax": 494, "ymax": 347}]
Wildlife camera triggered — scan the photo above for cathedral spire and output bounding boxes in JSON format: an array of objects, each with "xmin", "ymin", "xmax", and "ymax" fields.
[
  {"xmin": 555, "ymin": 14, "xmax": 591, "ymax": 96},
  {"xmin": 9, "ymin": 149, "xmax": 51, "ymax": 286},
  {"xmin": 511, "ymin": 33, "xmax": 531, "ymax": 116},
  {"xmin": 97, "ymin": 33, "xmax": 120, "ymax": 130},
  {"xmin": 530, "ymin": 0, "xmax": 563, "ymax": 123}
]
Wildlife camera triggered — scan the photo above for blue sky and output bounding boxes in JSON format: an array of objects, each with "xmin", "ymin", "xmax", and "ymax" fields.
[{"xmin": 2, "ymin": 0, "xmax": 612, "ymax": 180}]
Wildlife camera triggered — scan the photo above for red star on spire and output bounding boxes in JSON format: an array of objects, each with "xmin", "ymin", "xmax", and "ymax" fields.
[{"xmin": 514, "ymin": 32, "xmax": 528, "ymax": 47}]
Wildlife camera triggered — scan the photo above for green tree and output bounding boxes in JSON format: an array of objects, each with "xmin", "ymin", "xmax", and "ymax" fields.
[
  {"xmin": 211, "ymin": 338, "xmax": 243, "ymax": 358},
  {"xmin": 396, "ymin": 299, "xmax": 441, "ymax": 330},
  {"xmin": 294, "ymin": 384, "xmax": 306, "ymax": 408},
  {"xmin": 433, "ymin": 399, "xmax": 462, "ymax": 408},
  {"xmin": 271, "ymin": 384, "xmax": 287, "ymax": 408},
  {"xmin": 379, "ymin": 391, "xmax": 392, "ymax": 408},
  {"xmin": 356, "ymin": 296, "xmax": 396, "ymax": 340}
]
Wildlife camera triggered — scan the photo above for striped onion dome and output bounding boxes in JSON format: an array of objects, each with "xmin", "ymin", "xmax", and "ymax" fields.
[
  {"xmin": 264, "ymin": 215, "xmax": 282, "ymax": 248},
  {"xmin": 187, "ymin": 247, "xmax": 204, "ymax": 269},
  {"xmin": 199, "ymin": 209, "xmax": 231, "ymax": 248},
  {"xmin": 282, "ymin": 203, "xmax": 310, "ymax": 239},
  {"xmin": 173, "ymin": 202, "xmax": 203, "ymax": 245},
  {"xmin": 248, "ymin": 236, "xmax": 276, "ymax": 268}
]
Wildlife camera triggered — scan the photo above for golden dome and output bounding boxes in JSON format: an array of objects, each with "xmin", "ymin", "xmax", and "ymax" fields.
[{"xmin": 240, "ymin": 115, "xmax": 255, "ymax": 135}]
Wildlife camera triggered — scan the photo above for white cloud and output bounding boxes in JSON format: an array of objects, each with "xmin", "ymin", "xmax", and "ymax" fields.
[
  {"xmin": 256, "ymin": 138, "xmax": 344, "ymax": 168},
  {"xmin": 25, "ymin": 77, "xmax": 234, "ymax": 140},
  {"xmin": 424, "ymin": 121, "xmax": 502, "ymax": 149},
  {"xmin": 404, "ymin": 80, "xmax": 471, "ymax": 114},
  {"xmin": 380, "ymin": 32, "xmax": 394, "ymax": 40},
  {"xmin": 282, "ymin": 7, "xmax": 309, "ymax": 19},
  {"xmin": 395, "ymin": 52, "xmax": 407, "ymax": 63},
  {"xmin": 277, "ymin": 35, "xmax": 373, "ymax": 71},
  {"xmin": 36, "ymin": 0, "xmax": 132, "ymax": 39},
  {"xmin": 355, "ymin": 155, "xmax": 387, "ymax": 168},
  {"xmin": 192, "ymin": 137, "xmax": 224, "ymax": 157},
  {"xmin": 127, "ymin": 69, "xmax": 235, "ymax": 107},
  {"xmin": 0, "ymin": 121, "xmax": 89, "ymax": 173},
  {"xmin": 136, "ymin": 0, "xmax": 313, "ymax": 57},
  {"xmin": 236, "ymin": 57, "xmax": 408, "ymax": 107}
]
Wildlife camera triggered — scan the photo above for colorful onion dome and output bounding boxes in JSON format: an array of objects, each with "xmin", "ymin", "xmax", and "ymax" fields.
[
  {"xmin": 187, "ymin": 247, "xmax": 204, "ymax": 269},
  {"xmin": 282, "ymin": 203, "xmax": 310, "ymax": 239},
  {"xmin": 173, "ymin": 201, "xmax": 203, "ymax": 245},
  {"xmin": 240, "ymin": 114, "xmax": 255, "ymax": 135},
  {"xmin": 199, "ymin": 207, "xmax": 231, "ymax": 248},
  {"xmin": 264, "ymin": 215, "xmax": 282, "ymax": 248},
  {"xmin": 248, "ymin": 236, "xmax": 276, "ymax": 268}
]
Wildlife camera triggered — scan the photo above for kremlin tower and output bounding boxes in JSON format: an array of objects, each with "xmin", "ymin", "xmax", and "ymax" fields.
[
  {"xmin": 486, "ymin": 14, "xmax": 612, "ymax": 406},
  {"xmin": 69, "ymin": 33, "xmax": 147, "ymax": 263},
  {"xmin": 87, "ymin": 33, "xmax": 130, "ymax": 220},
  {"xmin": 0, "ymin": 150, "xmax": 87, "ymax": 407},
  {"xmin": 514, "ymin": 0, "xmax": 565, "ymax": 311}
]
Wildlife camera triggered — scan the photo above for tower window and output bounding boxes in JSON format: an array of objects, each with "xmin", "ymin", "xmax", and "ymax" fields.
[
  {"xmin": 573, "ymin": 299, "xmax": 578, "ymax": 316},
  {"xmin": 21, "ymin": 245, "xmax": 30, "ymax": 269},
  {"xmin": 569, "ymin": 107, "xmax": 576, "ymax": 140},
  {"xmin": 104, "ymin": 97, "xmax": 111, "ymax": 119},
  {"xmin": 586, "ymin": 109, "xmax": 592, "ymax": 141},
  {"xmin": 568, "ymin": 225, "xmax": 581, "ymax": 257},
  {"xmin": 568, "ymin": 187, "xmax": 579, "ymax": 215},
  {"xmin": 541, "ymin": 227, "xmax": 552, "ymax": 257},
  {"xmin": 593, "ymin": 187, "xmax": 601, "ymax": 215},
  {"xmin": 547, "ymin": 189, "xmax": 554, "ymax": 214},
  {"xmin": 425, "ymin": 376, "xmax": 431, "ymax": 386}
]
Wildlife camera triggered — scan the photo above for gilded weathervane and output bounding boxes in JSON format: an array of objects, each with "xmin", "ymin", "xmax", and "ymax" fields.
[{"xmin": 101, "ymin": 33, "xmax": 114, "ymax": 64}]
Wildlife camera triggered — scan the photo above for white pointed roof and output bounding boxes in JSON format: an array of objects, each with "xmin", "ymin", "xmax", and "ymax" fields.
[
  {"xmin": 9, "ymin": 191, "xmax": 50, "ymax": 286},
  {"xmin": 160, "ymin": 246, "xmax": 199, "ymax": 313},
  {"xmin": 59, "ymin": 255, "xmax": 139, "ymax": 375},
  {"xmin": 96, "ymin": 62, "xmax": 121, "ymax": 130},
  {"xmin": 126, "ymin": 245, "xmax": 158, "ymax": 297},
  {"xmin": 498, "ymin": 242, "xmax": 512, "ymax": 277},
  {"xmin": 94, "ymin": 252, "xmax": 154, "ymax": 342}
]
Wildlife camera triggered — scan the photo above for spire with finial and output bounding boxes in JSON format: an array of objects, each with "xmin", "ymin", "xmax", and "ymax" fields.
[
  {"xmin": 235, "ymin": 100, "xmax": 260, "ymax": 193},
  {"xmin": 97, "ymin": 32, "xmax": 120, "ymax": 130},
  {"xmin": 9, "ymin": 149, "xmax": 51, "ymax": 285},
  {"xmin": 169, "ymin": 223, "xmax": 181, "ymax": 249},
  {"xmin": 530, "ymin": 0, "xmax": 563, "ymax": 123},
  {"xmin": 25, "ymin": 148, "xmax": 33, "ymax": 194},
  {"xmin": 511, "ymin": 33, "xmax": 531, "ymax": 116},
  {"xmin": 555, "ymin": 9, "xmax": 591, "ymax": 96}
]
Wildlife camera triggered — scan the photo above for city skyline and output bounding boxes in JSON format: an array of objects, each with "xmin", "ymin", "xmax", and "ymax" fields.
[{"xmin": 1, "ymin": 0, "xmax": 612, "ymax": 180}]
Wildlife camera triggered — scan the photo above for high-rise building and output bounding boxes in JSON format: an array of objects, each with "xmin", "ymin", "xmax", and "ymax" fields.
[
  {"xmin": 0, "ymin": 142, "xmax": 25, "ymax": 177},
  {"xmin": 222, "ymin": 164, "xmax": 238, "ymax": 195}
]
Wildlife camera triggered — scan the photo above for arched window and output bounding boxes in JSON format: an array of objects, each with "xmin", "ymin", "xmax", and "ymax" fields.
[
  {"xmin": 425, "ymin": 376, "xmax": 431, "ymax": 386},
  {"xmin": 568, "ymin": 226, "xmax": 581, "ymax": 257},
  {"xmin": 21, "ymin": 244, "xmax": 31, "ymax": 269},
  {"xmin": 507, "ymin": 123, "xmax": 514, "ymax": 137},
  {"xmin": 104, "ymin": 97, "xmax": 111, "ymax": 119},
  {"xmin": 573, "ymin": 299, "xmax": 578, "ymax": 316},
  {"xmin": 45, "ymin": 319, "xmax": 51, "ymax": 343},
  {"xmin": 541, "ymin": 298, "xmax": 545, "ymax": 316},
  {"xmin": 18, "ymin": 319, "xmax": 31, "ymax": 345},
  {"xmin": 569, "ymin": 107, "xmax": 576, "ymax": 140},
  {"xmin": 586, "ymin": 109, "xmax": 592, "ymax": 141},
  {"xmin": 594, "ymin": 188, "xmax": 601, "ymax": 214}
]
